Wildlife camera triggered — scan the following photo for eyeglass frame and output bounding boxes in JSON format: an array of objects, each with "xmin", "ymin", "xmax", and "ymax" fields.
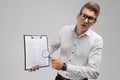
[{"xmin": 79, "ymin": 13, "xmax": 97, "ymax": 23}]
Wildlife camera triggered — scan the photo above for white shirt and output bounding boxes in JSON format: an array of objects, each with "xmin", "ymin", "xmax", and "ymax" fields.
[{"xmin": 49, "ymin": 25, "xmax": 103, "ymax": 80}]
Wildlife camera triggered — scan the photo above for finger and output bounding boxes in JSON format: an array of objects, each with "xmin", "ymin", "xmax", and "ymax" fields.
[
  {"xmin": 35, "ymin": 65, "xmax": 40, "ymax": 70},
  {"xmin": 27, "ymin": 68, "xmax": 33, "ymax": 72},
  {"xmin": 50, "ymin": 57, "xmax": 57, "ymax": 61},
  {"xmin": 31, "ymin": 68, "xmax": 35, "ymax": 71},
  {"xmin": 31, "ymin": 66, "xmax": 37, "ymax": 71},
  {"xmin": 51, "ymin": 64, "xmax": 56, "ymax": 69}
]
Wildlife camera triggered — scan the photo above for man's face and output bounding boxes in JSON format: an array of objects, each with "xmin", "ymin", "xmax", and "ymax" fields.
[{"xmin": 77, "ymin": 8, "xmax": 97, "ymax": 31}]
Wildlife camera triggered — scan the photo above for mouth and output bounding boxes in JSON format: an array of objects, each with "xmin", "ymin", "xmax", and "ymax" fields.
[{"xmin": 81, "ymin": 24, "xmax": 88, "ymax": 27}]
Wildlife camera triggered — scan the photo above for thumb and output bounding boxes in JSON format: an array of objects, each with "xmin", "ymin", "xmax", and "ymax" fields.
[{"xmin": 50, "ymin": 57, "xmax": 57, "ymax": 62}]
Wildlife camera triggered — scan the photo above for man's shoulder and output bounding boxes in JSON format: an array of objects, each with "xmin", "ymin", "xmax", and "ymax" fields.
[
  {"xmin": 90, "ymin": 30, "xmax": 103, "ymax": 41},
  {"xmin": 62, "ymin": 25, "xmax": 75, "ymax": 30}
]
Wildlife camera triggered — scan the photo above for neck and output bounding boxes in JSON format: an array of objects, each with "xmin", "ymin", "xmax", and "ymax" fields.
[{"xmin": 75, "ymin": 26, "xmax": 86, "ymax": 36}]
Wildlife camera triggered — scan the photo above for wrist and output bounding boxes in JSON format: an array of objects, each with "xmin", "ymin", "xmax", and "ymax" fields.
[{"xmin": 61, "ymin": 63, "xmax": 67, "ymax": 71}]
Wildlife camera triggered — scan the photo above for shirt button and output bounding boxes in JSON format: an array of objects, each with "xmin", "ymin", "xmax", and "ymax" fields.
[
  {"xmin": 66, "ymin": 74, "xmax": 68, "ymax": 76},
  {"xmin": 74, "ymin": 44, "xmax": 76, "ymax": 46},
  {"xmin": 72, "ymin": 52, "xmax": 74, "ymax": 54},
  {"xmin": 69, "ymin": 60, "xmax": 71, "ymax": 62},
  {"xmin": 76, "ymin": 37, "xmax": 79, "ymax": 38}
]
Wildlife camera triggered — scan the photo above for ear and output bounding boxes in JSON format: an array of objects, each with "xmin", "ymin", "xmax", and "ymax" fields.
[{"xmin": 77, "ymin": 14, "xmax": 80, "ymax": 20}]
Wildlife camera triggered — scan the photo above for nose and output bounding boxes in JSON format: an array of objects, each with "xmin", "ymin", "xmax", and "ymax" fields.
[{"xmin": 84, "ymin": 18, "xmax": 89, "ymax": 23}]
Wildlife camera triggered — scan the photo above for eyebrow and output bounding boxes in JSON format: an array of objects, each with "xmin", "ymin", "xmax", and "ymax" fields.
[{"xmin": 81, "ymin": 13, "xmax": 96, "ymax": 18}]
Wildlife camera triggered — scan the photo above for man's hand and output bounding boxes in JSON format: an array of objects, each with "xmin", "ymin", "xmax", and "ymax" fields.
[
  {"xmin": 50, "ymin": 57, "xmax": 64, "ymax": 70},
  {"xmin": 27, "ymin": 65, "xmax": 40, "ymax": 72}
]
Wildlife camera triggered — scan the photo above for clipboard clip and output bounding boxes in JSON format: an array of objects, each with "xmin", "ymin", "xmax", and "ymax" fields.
[{"xmin": 31, "ymin": 36, "xmax": 43, "ymax": 39}]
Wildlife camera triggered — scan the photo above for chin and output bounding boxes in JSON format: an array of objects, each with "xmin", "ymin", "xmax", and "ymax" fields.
[{"xmin": 81, "ymin": 28, "xmax": 88, "ymax": 32}]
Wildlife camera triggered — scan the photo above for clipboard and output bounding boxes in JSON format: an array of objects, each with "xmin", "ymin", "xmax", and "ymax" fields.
[{"xmin": 23, "ymin": 35, "xmax": 50, "ymax": 70}]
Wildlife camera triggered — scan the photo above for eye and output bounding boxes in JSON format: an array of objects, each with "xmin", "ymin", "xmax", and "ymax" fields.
[
  {"xmin": 80, "ymin": 13, "xmax": 87, "ymax": 19},
  {"xmin": 80, "ymin": 13, "xmax": 96, "ymax": 23},
  {"xmin": 88, "ymin": 16, "xmax": 94, "ymax": 20}
]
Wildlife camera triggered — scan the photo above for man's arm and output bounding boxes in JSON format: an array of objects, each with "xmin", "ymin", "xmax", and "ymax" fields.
[
  {"xmin": 51, "ymin": 38, "xmax": 103, "ymax": 79},
  {"xmin": 67, "ymin": 38, "xmax": 103, "ymax": 79}
]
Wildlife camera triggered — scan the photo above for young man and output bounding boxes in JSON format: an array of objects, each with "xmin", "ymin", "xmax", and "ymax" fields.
[{"xmin": 28, "ymin": 1, "xmax": 103, "ymax": 80}]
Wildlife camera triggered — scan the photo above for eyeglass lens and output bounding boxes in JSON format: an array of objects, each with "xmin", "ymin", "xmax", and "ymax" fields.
[{"xmin": 80, "ymin": 13, "xmax": 96, "ymax": 22}]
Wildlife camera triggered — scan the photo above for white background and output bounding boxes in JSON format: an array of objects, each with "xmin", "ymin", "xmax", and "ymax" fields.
[{"xmin": 0, "ymin": 0, "xmax": 120, "ymax": 80}]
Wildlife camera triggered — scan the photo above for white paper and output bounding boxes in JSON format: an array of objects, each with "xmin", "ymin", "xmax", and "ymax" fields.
[{"xmin": 24, "ymin": 35, "xmax": 49, "ymax": 70}]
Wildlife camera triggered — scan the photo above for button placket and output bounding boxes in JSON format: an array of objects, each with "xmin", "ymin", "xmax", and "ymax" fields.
[{"xmin": 69, "ymin": 38, "xmax": 78, "ymax": 63}]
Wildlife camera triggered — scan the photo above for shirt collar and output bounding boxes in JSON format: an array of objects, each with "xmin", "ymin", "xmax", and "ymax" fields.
[{"xmin": 72, "ymin": 25, "xmax": 92, "ymax": 37}]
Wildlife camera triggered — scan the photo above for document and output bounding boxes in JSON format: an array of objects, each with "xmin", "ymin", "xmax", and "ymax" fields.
[{"xmin": 24, "ymin": 35, "xmax": 50, "ymax": 70}]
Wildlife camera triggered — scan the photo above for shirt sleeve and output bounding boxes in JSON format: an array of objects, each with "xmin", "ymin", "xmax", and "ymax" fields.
[
  {"xmin": 49, "ymin": 27, "xmax": 63, "ymax": 55},
  {"xmin": 67, "ymin": 37, "xmax": 103, "ymax": 79}
]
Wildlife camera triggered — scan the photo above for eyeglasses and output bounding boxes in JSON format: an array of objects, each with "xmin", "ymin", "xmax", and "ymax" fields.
[{"xmin": 80, "ymin": 13, "xmax": 96, "ymax": 23}]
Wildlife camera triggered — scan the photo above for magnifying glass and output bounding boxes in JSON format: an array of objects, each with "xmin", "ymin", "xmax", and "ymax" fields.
[{"xmin": 42, "ymin": 50, "xmax": 50, "ymax": 58}]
